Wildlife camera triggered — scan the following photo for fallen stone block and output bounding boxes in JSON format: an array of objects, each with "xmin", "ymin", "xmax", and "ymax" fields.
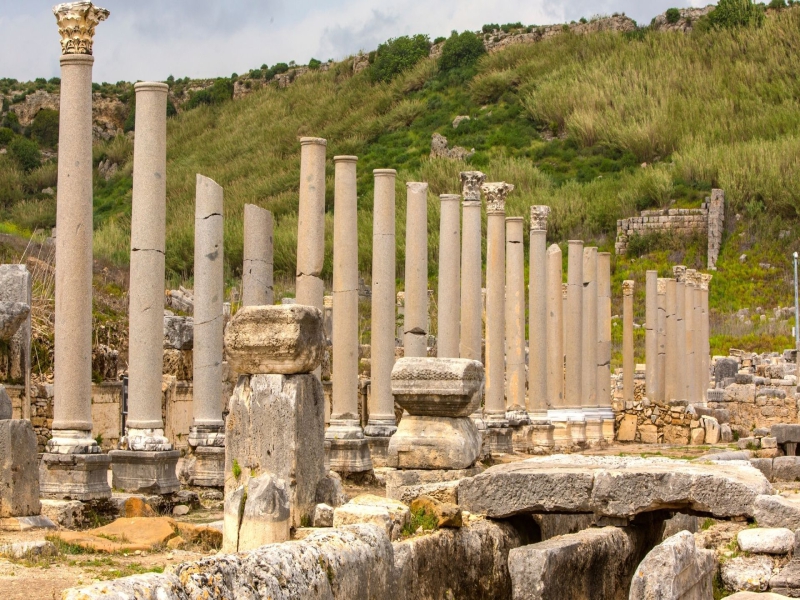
[
  {"xmin": 754, "ymin": 495, "xmax": 800, "ymax": 529},
  {"xmin": 62, "ymin": 573, "xmax": 187, "ymax": 600},
  {"xmin": 410, "ymin": 495, "xmax": 462, "ymax": 528},
  {"xmin": 40, "ymin": 499, "xmax": 83, "ymax": 529},
  {"xmin": 55, "ymin": 516, "xmax": 177, "ymax": 552},
  {"xmin": 0, "ymin": 540, "xmax": 56, "ymax": 559},
  {"xmin": 0, "ymin": 419, "xmax": 40, "ymax": 517},
  {"xmin": 313, "ymin": 503, "xmax": 334, "ymax": 527},
  {"xmin": 737, "ymin": 528, "xmax": 795, "ymax": 555},
  {"xmin": 770, "ymin": 558, "xmax": 800, "ymax": 597},
  {"xmin": 750, "ymin": 458, "xmax": 774, "ymax": 481},
  {"xmin": 721, "ymin": 554, "xmax": 773, "ymax": 592},
  {"xmin": 385, "ymin": 466, "xmax": 481, "ymax": 503},
  {"xmin": 629, "ymin": 531, "xmax": 717, "ymax": 600},
  {"xmin": 163, "ymin": 314, "xmax": 193, "ymax": 350},
  {"xmin": 0, "ymin": 515, "xmax": 56, "ymax": 531},
  {"xmin": 334, "ymin": 494, "xmax": 410, "ymax": 541},
  {"xmin": 773, "ymin": 457, "xmax": 800, "ymax": 482}
]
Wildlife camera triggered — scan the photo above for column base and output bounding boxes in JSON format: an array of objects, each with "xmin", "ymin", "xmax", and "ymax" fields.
[
  {"xmin": 547, "ymin": 408, "xmax": 585, "ymax": 422},
  {"xmin": 470, "ymin": 410, "xmax": 487, "ymax": 431},
  {"xmin": 511, "ymin": 424, "xmax": 533, "ymax": 453},
  {"xmin": 124, "ymin": 428, "xmax": 173, "ymax": 452},
  {"xmin": 484, "ymin": 426, "xmax": 514, "ymax": 455},
  {"xmin": 326, "ymin": 438, "xmax": 373, "ymax": 474},
  {"xmin": 531, "ymin": 421, "xmax": 556, "ymax": 450},
  {"xmin": 364, "ymin": 418, "xmax": 397, "ymax": 438},
  {"xmin": 388, "ymin": 416, "xmax": 480, "ymax": 470},
  {"xmin": 39, "ymin": 453, "xmax": 111, "ymax": 501},
  {"xmin": 109, "ymin": 450, "xmax": 180, "ymax": 495},
  {"xmin": 569, "ymin": 419, "xmax": 587, "ymax": 445},
  {"xmin": 46, "ymin": 430, "xmax": 101, "ymax": 454},
  {"xmin": 585, "ymin": 419, "xmax": 605, "ymax": 444},
  {"xmin": 551, "ymin": 420, "xmax": 573, "ymax": 447},
  {"xmin": 506, "ymin": 409, "xmax": 531, "ymax": 427},
  {"xmin": 188, "ymin": 425, "xmax": 225, "ymax": 448},
  {"xmin": 188, "ymin": 446, "xmax": 225, "ymax": 487},
  {"xmin": 602, "ymin": 418, "xmax": 615, "ymax": 441},
  {"xmin": 365, "ymin": 436, "xmax": 391, "ymax": 468}
]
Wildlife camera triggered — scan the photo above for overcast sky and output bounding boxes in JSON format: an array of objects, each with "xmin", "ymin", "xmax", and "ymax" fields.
[{"xmin": 1, "ymin": 0, "xmax": 714, "ymax": 83}]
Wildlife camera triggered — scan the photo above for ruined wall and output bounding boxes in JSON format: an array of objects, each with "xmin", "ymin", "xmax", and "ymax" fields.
[{"xmin": 615, "ymin": 207, "xmax": 708, "ymax": 255}]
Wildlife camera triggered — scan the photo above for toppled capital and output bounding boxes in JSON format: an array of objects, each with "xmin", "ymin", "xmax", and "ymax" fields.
[
  {"xmin": 530, "ymin": 205, "xmax": 550, "ymax": 231},
  {"xmin": 53, "ymin": 2, "xmax": 109, "ymax": 55},
  {"xmin": 482, "ymin": 182, "xmax": 514, "ymax": 214},
  {"xmin": 459, "ymin": 171, "xmax": 486, "ymax": 202},
  {"xmin": 622, "ymin": 280, "xmax": 635, "ymax": 296}
]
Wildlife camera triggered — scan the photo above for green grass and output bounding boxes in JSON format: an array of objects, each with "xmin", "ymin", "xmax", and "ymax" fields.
[{"xmin": 401, "ymin": 507, "xmax": 440, "ymax": 536}]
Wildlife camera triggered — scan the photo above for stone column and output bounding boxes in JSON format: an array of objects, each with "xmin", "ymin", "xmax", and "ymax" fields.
[
  {"xmin": 242, "ymin": 204, "xmax": 274, "ymax": 307},
  {"xmin": 41, "ymin": 2, "xmax": 111, "ymax": 501},
  {"xmin": 545, "ymin": 245, "xmax": 565, "ymax": 444},
  {"xmin": 645, "ymin": 270, "xmax": 658, "ymax": 401},
  {"xmin": 404, "ymin": 183, "xmax": 429, "ymax": 358},
  {"xmin": 693, "ymin": 281, "xmax": 704, "ymax": 404},
  {"xmin": 327, "ymin": 156, "xmax": 371, "ymax": 472},
  {"xmin": 562, "ymin": 283, "xmax": 568, "ymax": 356},
  {"xmin": 505, "ymin": 217, "xmax": 527, "ymax": 421},
  {"xmin": 684, "ymin": 277, "xmax": 696, "ymax": 404},
  {"xmin": 437, "ymin": 195, "xmax": 461, "ymax": 358},
  {"xmin": 483, "ymin": 182, "xmax": 514, "ymax": 453},
  {"xmin": 675, "ymin": 278, "xmax": 687, "ymax": 402},
  {"xmin": 109, "ymin": 82, "xmax": 179, "ymax": 494},
  {"xmin": 700, "ymin": 274, "xmax": 712, "ymax": 402},
  {"xmin": 657, "ymin": 278, "xmax": 668, "ymax": 403},
  {"xmin": 459, "ymin": 172, "xmax": 486, "ymax": 362},
  {"xmin": 665, "ymin": 279, "xmax": 678, "ymax": 402},
  {"xmin": 623, "ymin": 280, "xmax": 635, "ymax": 404},
  {"xmin": 296, "ymin": 138, "xmax": 326, "ymax": 310},
  {"xmin": 365, "ymin": 169, "xmax": 397, "ymax": 450},
  {"xmin": 597, "ymin": 252, "xmax": 614, "ymax": 439},
  {"xmin": 528, "ymin": 207, "xmax": 549, "ymax": 419},
  {"xmin": 582, "ymin": 247, "xmax": 598, "ymax": 411},
  {"xmin": 565, "ymin": 241, "xmax": 584, "ymax": 413}
]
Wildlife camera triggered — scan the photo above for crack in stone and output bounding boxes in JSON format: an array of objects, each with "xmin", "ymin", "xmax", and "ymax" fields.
[
  {"xmin": 194, "ymin": 315, "xmax": 223, "ymax": 326},
  {"xmin": 132, "ymin": 248, "xmax": 165, "ymax": 255},
  {"xmin": 405, "ymin": 327, "xmax": 427, "ymax": 336},
  {"xmin": 200, "ymin": 212, "xmax": 222, "ymax": 220}
]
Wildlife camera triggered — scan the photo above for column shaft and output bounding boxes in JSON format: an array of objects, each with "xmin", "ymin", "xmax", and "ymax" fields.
[
  {"xmin": 597, "ymin": 253, "xmax": 612, "ymax": 408},
  {"xmin": 656, "ymin": 279, "xmax": 667, "ymax": 403},
  {"xmin": 581, "ymin": 247, "xmax": 598, "ymax": 409},
  {"xmin": 459, "ymin": 172, "xmax": 486, "ymax": 361},
  {"xmin": 645, "ymin": 271, "xmax": 658, "ymax": 400},
  {"xmin": 296, "ymin": 138, "xmax": 326, "ymax": 311},
  {"xmin": 437, "ymin": 195, "xmax": 461, "ymax": 358},
  {"xmin": 403, "ymin": 183, "xmax": 428, "ymax": 358},
  {"xmin": 528, "ymin": 206, "xmax": 549, "ymax": 416},
  {"xmin": 684, "ymin": 281, "xmax": 695, "ymax": 403},
  {"xmin": 505, "ymin": 218, "xmax": 526, "ymax": 411},
  {"xmin": 665, "ymin": 279, "xmax": 678, "ymax": 402},
  {"xmin": 675, "ymin": 281, "xmax": 687, "ymax": 401},
  {"xmin": 694, "ymin": 286, "xmax": 704, "ymax": 403},
  {"xmin": 623, "ymin": 280, "xmax": 635, "ymax": 403},
  {"xmin": 485, "ymin": 210, "xmax": 506, "ymax": 419},
  {"xmin": 565, "ymin": 241, "xmax": 584, "ymax": 409},
  {"xmin": 546, "ymin": 245, "xmax": 564, "ymax": 409},
  {"xmin": 242, "ymin": 204, "xmax": 274, "ymax": 307}
]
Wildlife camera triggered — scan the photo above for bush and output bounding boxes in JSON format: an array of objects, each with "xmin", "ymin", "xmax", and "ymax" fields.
[
  {"xmin": 308, "ymin": 58, "xmax": 322, "ymax": 70},
  {"xmin": 368, "ymin": 35, "xmax": 431, "ymax": 83},
  {"xmin": 705, "ymin": 0, "xmax": 765, "ymax": 29},
  {"xmin": 185, "ymin": 78, "xmax": 234, "ymax": 110},
  {"xmin": 0, "ymin": 127, "xmax": 13, "ymax": 146},
  {"xmin": 769, "ymin": 0, "xmax": 787, "ymax": 7},
  {"xmin": 482, "ymin": 24, "xmax": 499, "ymax": 33},
  {"xmin": 439, "ymin": 31, "xmax": 485, "ymax": 72},
  {"xmin": 29, "ymin": 108, "xmax": 59, "ymax": 149},
  {"xmin": 273, "ymin": 62, "xmax": 289, "ymax": 75},
  {"xmin": 666, "ymin": 8, "xmax": 681, "ymax": 23},
  {"xmin": 1, "ymin": 110, "xmax": 21, "ymax": 134},
  {"xmin": 579, "ymin": 17, "xmax": 588, "ymax": 24},
  {"xmin": 8, "ymin": 137, "xmax": 41, "ymax": 172},
  {"xmin": 433, "ymin": 36, "xmax": 446, "ymax": 44}
]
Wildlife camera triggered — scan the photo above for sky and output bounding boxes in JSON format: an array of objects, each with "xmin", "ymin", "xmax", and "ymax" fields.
[{"xmin": 1, "ymin": 0, "xmax": 715, "ymax": 83}]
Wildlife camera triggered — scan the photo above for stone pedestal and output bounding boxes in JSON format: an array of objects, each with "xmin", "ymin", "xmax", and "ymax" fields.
[
  {"xmin": 242, "ymin": 204, "xmax": 274, "ymax": 307},
  {"xmin": 552, "ymin": 421, "xmax": 572, "ymax": 448},
  {"xmin": 459, "ymin": 172, "xmax": 486, "ymax": 362},
  {"xmin": 189, "ymin": 446, "xmax": 225, "ymax": 488},
  {"xmin": 531, "ymin": 421, "xmax": 555, "ymax": 452},
  {"xmin": 108, "ymin": 450, "xmax": 180, "ymax": 495},
  {"xmin": 437, "ymin": 195, "xmax": 461, "ymax": 358},
  {"xmin": 39, "ymin": 454, "xmax": 112, "ymax": 501},
  {"xmin": 0, "ymin": 419, "xmax": 40, "ymax": 516},
  {"xmin": 404, "ymin": 182, "xmax": 429, "ymax": 357},
  {"xmin": 569, "ymin": 418, "xmax": 587, "ymax": 446},
  {"xmin": 585, "ymin": 419, "xmax": 604, "ymax": 446}
]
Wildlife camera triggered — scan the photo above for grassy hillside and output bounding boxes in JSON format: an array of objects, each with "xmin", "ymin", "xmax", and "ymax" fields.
[{"xmin": 2, "ymin": 4, "xmax": 800, "ymax": 359}]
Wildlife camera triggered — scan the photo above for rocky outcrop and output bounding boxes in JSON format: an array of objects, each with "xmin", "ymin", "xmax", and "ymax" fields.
[
  {"xmin": 650, "ymin": 6, "xmax": 715, "ymax": 32},
  {"xmin": 430, "ymin": 133, "xmax": 474, "ymax": 161}
]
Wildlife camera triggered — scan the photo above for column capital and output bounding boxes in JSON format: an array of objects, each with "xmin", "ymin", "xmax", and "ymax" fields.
[
  {"xmin": 530, "ymin": 205, "xmax": 550, "ymax": 231},
  {"xmin": 699, "ymin": 273, "xmax": 712, "ymax": 290},
  {"xmin": 482, "ymin": 182, "xmax": 514, "ymax": 214},
  {"xmin": 300, "ymin": 137, "xmax": 327, "ymax": 147},
  {"xmin": 672, "ymin": 265, "xmax": 687, "ymax": 282},
  {"xmin": 459, "ymin": 171, "xmax": 486, "ymax": 201},
  {"xmin": 622, "ymin": 280, "xmax": 635, "ymax": 296},
  {"xmin": 53, "ymin": 2, "xmax": 109, "ymax": 55}
]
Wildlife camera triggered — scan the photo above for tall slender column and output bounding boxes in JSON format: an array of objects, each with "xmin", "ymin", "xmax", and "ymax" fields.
[
  {"xmin": 623, "ymin": 280, "xmax": 635, "ymax": 403},
  {"xmin": 296, "ymin": 138, "xmax": 326, "ymax": 311},
  {"xmin": 48, "ymin": 3, "xmax": 109, "ymax": 455},
  {"xmin": 645, "ymin": 270, "xmax": 658, "ymax": 401},
  {"xmin": 684, "ymin": 270, "xmax": 696, "ymax": 403},
  {"xmin": 675, "ymin": 280, "xmax": 687, "ymax": 401},
  {"xmin": 483, "ymin": 183, "xmax": 514, "ymax": 454},
  {"xmin": 365, "ymin": 169, "xmax": 398, "ymax": 442},
  {"xmin": 665, "ymin": 279, "xmax": 678, "ymax": 402},
  {"xmin": 437, "ymin": 195, "xmax": 461, "ymax": 358},
  {"xmin": 562, "ymin": 283, "xmax": 568, "ymax": 356},
  {"xmin": 404, "ymin": 183, "xmax": 429, "ymax": 358},
  {"xmin": 565, "ymin": 241, "xmax": 584, "ymax": 412},
  {"xmin": 693, "ymin": 281, "xmax": 704, "ymax": 404},
  {"xmin": 505, "ymin": 217, "xmax": 526, "ymax": 418},
  {"xmin": 657, "ymin": 278, "xmax": 667, "ymax": 403},
  {"xmin": 546, "ymin": 245, "xmax": 569, "ymax": 444},
  {"xmin": 459, "ymin": 172, "xmax": 486, "ymax": 362},
  {"xmin": 528, "ymin": 207, "xmax": 549, "ymax": 419},
  {"xmin": 597, "ymin": 252, "xmax": 614, "ymax": 438},
  {"xmin": 242, "ymin": 204, "xmax": 274, "ymax": 307},
  {"xmin": 582, "ymin": 247, "xmax": 598, "ymax": 411},
  {"xmin": 700, "ymin": 274, "xmax": 712, "ymax": 403},
  {"xmin": 327, "ymin": 157, "xmax": 371, "ymax": 472}
]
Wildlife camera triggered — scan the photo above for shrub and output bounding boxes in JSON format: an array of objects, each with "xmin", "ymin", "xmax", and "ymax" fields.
[
  {"xmin": 185, "ymin": 78, "xmax": 234, "ymax": 110},
  {"xmin": 666, "ymin": 8, "xmax": 681, "ymax": 23},
  {"xmin": 706, "ymin": 0, "xmax": 765, "ymax": 29},
  {"xmin": 439, "ymin": 31, "xmax": 485, "ymax": 72},
  {"xmin": 368, "ymin": 34, "xmax": 431, "ymax": 83},
  {"xmin": 47, "ymin": 77, "xmax": 60, "ymax": 85},
  {"xmin": 273, "ymin": 62, "xmax": 289, "ymax": 74},
  {"xmin": 166, "ymin": 100, "xmax": 177, "ymax": 117},
  {"xmin": 433, "ymin": 36, "xmax": 446, "ymax": 44},
  {"xmin": 769, "ymin": 0, "xmax": 787, "ymax": 7},
  {"xmin": 29, "ymin": 108, "xmax": 59, "ymax": 149},
  {"xmin": 308, "ymin": 58, "xmax": 322, "ymax": 70},
  {"xmin": 482, "ymin": 23, "xmax": 499, "ymax": 33},
  {"xmin": 8, "ymin": 137, "xmax": 41, "ymax": 172},
  {"xmin": 579, "ymin": 17, "xmax": 588, "ymax": 24},
  {"xmin": 1, "ymin": 110, "xmax": 21, "ymax": 134},
  {"xmin": 0, "ymin": 127, "xmax": 13, "ymax": 146}
]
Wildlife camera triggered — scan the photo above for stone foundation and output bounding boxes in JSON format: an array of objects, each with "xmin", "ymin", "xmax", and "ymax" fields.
[
  {"xmin": 108, "ymin": 450, "xmax": 180, "ymax": 495},
  {"xmin": 39, "ymin": 453, "xmax": 112, "ymax": 501}
]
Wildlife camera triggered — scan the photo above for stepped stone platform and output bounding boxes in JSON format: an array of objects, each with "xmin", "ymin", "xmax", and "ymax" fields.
[{"xmin": 458, "ymin": 455, "xmax": 772, "ymax": 520}]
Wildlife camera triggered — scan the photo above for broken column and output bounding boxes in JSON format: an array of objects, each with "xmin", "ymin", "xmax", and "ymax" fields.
[
  {"xmin": 0, "ymin": 266, "xmax": 31, "ymax": 420},
  {"xmin": 483, "ymin": 182, "xmax": 514, "ymax": 453},
  {"xmin": 187, "ymin": 175, "xmax": 225, "ymax": 487},
  {"xmin": 645, "ymin": 270, "xmax": 658, "ymax": 402},
  {"xmin": 242, "ymin": 204, "xmax": 274, "ymax": 307},
  {"xmin": 437, "ymin": 194, "xmax": 461, "ymax": 358},
  {"xmin": 665, "ymin": 279, "xmax": 678, "ymax": 402},
  {"xmin": 40, "ymin": 2, "xmax": 112, "ymax": 500},
  {"xmin": 459, "ymin": 171, "xmax": 486, "ymax": 362},
  {"xmin": 597, "ymin": 252, "xmax": 614, "ymax": 439},
  {"xmin": 387, "ymin": 357, "xmax": 483, "ymax": 470},
  {"xmin": 528, "ymin": 206, "xmax": 549, "ymax": 420},
  {"xmin": 404, "ymin": 182, "xmax": 429, "ymax": 357},
  {"xmin": 109, "ymin": 81, "xmax": 179, "ymax": 495},
  {"xmin": 505, "ymin": 217, "xmax": 528, "ymax": 423},
  {"xmin": 365, "ymin": 169, "xmax": 398, "ymax": 456},
  {"xmin": 223, "ymin": 304, "xmax": 327, "ymax": 552},
  {"xmin": 328, "ymin": 157, "xmax": 372, "ymax": 472},
  {"xmin": 623, "ymin": 280, "xmax": 635, "ymax": 404},
  {"xmin": 707, "ymin": 189, "xmax": 724, "ymax": 271},
  {"xmin": 296, "ymin": 137, "xmax": 327, "ymax": 314}
]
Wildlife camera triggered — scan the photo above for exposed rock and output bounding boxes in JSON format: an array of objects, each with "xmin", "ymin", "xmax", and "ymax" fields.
[
  {"xmin": 737, "ymin": 528, "xmax": 794, "ymax": 554},
  {"xmin": 410, "ymin": 495, "xmax": 462, "ymax": 528},
  {"xmin": 333, "ymin": 494, "xmax": 410, "ymax": 541},
  {"xmin": 313, "ymin": 503, "xmax": 334, "ymax": 527},
  {"xmin": 97, "ymin": 159, "xmax": 118, "ymax": 181},
  {"xmin": 452, "ymin": 115, "xmax": 471, "ymax": 129},
  {"xmin": 91, "ymin": 343, "xmax": 119, "ymax": 381},
  {"xmin": 172, "ymin": 505, "xmax": 190, "ymax": 517},
  {"xmin": 0, "ymin": 386, "xmax": 11, "ymax": 421},
  {"xmin": 163, "ymin": 315, "xmax": 193, "ymax": 350},
  {"xmin": 62, "ymin": 573, "xmax": 187, "ymax": 600},
  {"xmin": 629, "ymin": 531, "xmax": 717, "ymax": 600},
  {"xmin": 0, "ymin": 302, "xmax": 29, "ymax": 341},
  {"xmin": 40, "ymin": 499, "xmax": 83, "ymax": 529},
  {"xmin": 55, "ymin": 517, "xmax": 177, "ymax": 552},
  {"xmin": 430, "ymin": 132, "xmax": 474, "ymax": 160},
  {"xmin": 721, "ymin": 554, "xmax": 774, "ymax": 593},
  {"xmin": 771, "ymin": 558, "xmax": 800, "ymax": 597},
  {"xmin": 0, "ymin": 540, "xmax": 56, "ymax": 559},
  {"xmin": 754, "ymin": 495, "xmax": 800, "ymax": 530}
]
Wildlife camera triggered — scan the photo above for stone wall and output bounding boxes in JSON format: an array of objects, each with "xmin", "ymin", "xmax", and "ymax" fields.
[{"xmin": 615, "ymin": 206, "xmax": 709, "ymax": 255}]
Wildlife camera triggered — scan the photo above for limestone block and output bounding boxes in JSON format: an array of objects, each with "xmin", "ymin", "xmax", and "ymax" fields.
[
  {"xmin": 640, "ymin": 423, "xmax": 658, "ymax": 444},
  {"xmin": 629, "ymin": 531, "xmax": 717, "ymax": 600},
  {"xmin": 663, "ymin": 424, "xmax": 690, "ymax": 444},
  {"xmin": 163, "ymin": 315, "xmax": 193, "ymax": 350},
  {"xmin": 721, "ymin": 554, "xmax": 773, "ymax": 593},
  {"xmin": 772, "ymin": 424, "xmax": 800, "ymax": 445},
  {"xmin": 315, "ymin": 471, "xmax": 346, "ymax": 507},
  {"xmin": 162, "ymin": 349, "xmax": 192, "ymax": 379},
  {"xmin": 0, "ymin": 540, "xmax": 55, "ymax": 559},
  {"xmin": 334, "ymin": 495, "xmax": 410, "ymax": 541},
  {"xmin": 410, "ymin": 495, "xmax": 462, "ymax": 528},
  {"xmin": 0, "ymin": 302, "xmax": 29, "ymax": 341},
  {"xmin": 690, "ymin": 427, "xmax": 705, "ymax": 445},
  {"xmin": 737, "ymin": 527, "xmax": 794, "ymax": 554},
  {"xmin": 771, "ymin": 559, "xmax": 800, "ymax": 597},
  {"xmin": 750, "ymin": 458, "xmax": 774, "ymax": 481},
  {"xmin": 617, "ymin": 414, "xmax": 637, "ymax": 441},
  {"xmin": 772, "ymin": 457, "xmax": 800, "ymax": 482},
  {"xmin": 0, "ymin": 419, "xmax": 39, "ymax": 516},
  {"xmin": 753, "ymin": 495, "xmax": 800, "ymax": 529},
  {"xmin": 108, "ymin": 450, "xmax": 180, "ymax": 495},
  {"xmin": 40, "ymin": 499, "xmax": 83, "ymax": 529},
  {"xmin": 703, "ymin": 416, "xmax": 721, "ymax": 444},
  {"xmin": 390, "ymin": 357, "xmax": 484, "ymax": 417},
  {"xmin": 387, "ymin": 415, "xmax": 481, "ymax": 470},
  {"xmin": 727, "ymin": 383, "xmax": 756, "ymax": 404},
  {"xmin": 0, "ymin": 386, "xmax": 11, "ymax": 421},
  {"xmin": 384, "ymin": 466, "xmax": 482, "ymax": 503},
  {"xmin": 762, "ymin": 437, "xmax": 778, "ymax": 449},
  {"xmin": 224, "ymin": 305, "xmax": 325, "ymax": 375},
  {"xmin": 313, "ymin": 503, "xmax": 334, "ymax": 527}
]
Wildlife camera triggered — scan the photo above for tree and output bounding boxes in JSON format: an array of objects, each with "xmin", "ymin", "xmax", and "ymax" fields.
[
  {"xmin": 706, "ymin": 0, "xmax": 765, "ymax": 29},
  {"xmin": 29, "ymin": 108, "xmax": 59, "ymax": 149},
  {"xmin": 666, "ymin": 8, "xmax": 681, "ymax": 24},
  {"xmin": 439, "ymin": 31, "xmax": 486, "ymax": 72},
  {"xmin": 308, "ymin": 58, "xmax": 322, "ymax": 70},
  {"xmin": 368, "ymin": 35, "xmax": 431, "ymax": 83},
  {"xmin": 8, "ymin": 137, "xmax": 41, "ymax": 172}
]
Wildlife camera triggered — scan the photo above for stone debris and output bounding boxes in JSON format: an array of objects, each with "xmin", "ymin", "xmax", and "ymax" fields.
[
  {"xmin": 753, "ymin": 495, "xmax": 800, "ymax": 530},
  {"xmin": 737, "ymin": 527, "xmax": 795, "ymax": 554},
  {"xmin": 410, "ymin": 495, "xmax": 462, "ymax": 528},
  {"xmin": 313, "ymin": 503, "xmax": 334, "ymax": 527},
  {"xmin": 0, "ymin": 539, "xmax": 56, "ymax": 559},
  {"xmin": 333, "ymin": 494, "xmax": 410, "ymax": 541},
  {"xmin": 721, "ymin": 554, "xmax": 774, "ymax": 593},
  {"xmin": 0, "ymin": 301, "xmax": 29, "ymax": 341},
  {"xmin": 770, "ymin": 558, "xmax": 800, "ymax": 597},
  {"xmin": 430, "ymin": 132, "xmax": 474, "ymax": 160}
]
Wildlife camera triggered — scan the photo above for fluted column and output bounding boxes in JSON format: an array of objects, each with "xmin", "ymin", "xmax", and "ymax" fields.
[
  {"xmin": 365, "ymin": 169, "xmax": 397, "ymax": 440},
  {"xmin": 242, "ymin": 204, "xmax": 274, "ymax": 307},
  {"xmin": 437, "ymin": 195, "xmax": 461, "ymax": 358},
  {"xmin": 505, "ymin": 217, "xmax": 526, "ymax": 418},
  {"xmin": 665, "ymin": 279, "xmax": 678, "ymax": 402},
  {"xmin": 404, "ymin": 183, "xmax": 429, "ymax": 358},
  {"xmin": 645, "ymin": 270, "xmax": 658, "ymax": 401},
  {"xmin": 459, "ymin": 172, "xmax": 486, "ymax": 362},
  {"xmin": 528, "ymin": 206, "xmax": 549, "ymax": 418},
  {"xmin": 582, "ymin": 247, "xmax": 598, "ymax": 411},
  {"xmin": 657, "ymin": 278, "xmax": 667, "ymax": 403},
  {"xmin": 623, "ymin": 280, "xmax": 635, "ymax": 403},
  {"xmin": 565, "ymin": 241, "xmax": 584, "ymax": 412}
]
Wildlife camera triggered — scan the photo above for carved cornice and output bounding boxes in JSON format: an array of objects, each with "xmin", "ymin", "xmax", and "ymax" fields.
[
  {"xmin": 459, "ymin": 171, "xmax": 486, "ymax": 202},
  {"xmin": 530, "ymin": 205, "xmax": 550, "ymax": 231},
  {"xmin": 53, "ymin": 2, "xmax": 109, "ymax": 55},
  {"xmin": 482, "ymin": 182, "xmax": 514, "ymax": 214},
  {"xmin": 622, "ymin": 280, "xmax": 635, "ymax": 296}
]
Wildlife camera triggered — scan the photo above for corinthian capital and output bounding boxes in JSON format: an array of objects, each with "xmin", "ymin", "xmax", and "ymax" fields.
[
  {"xmin": 53, "ymin": 2, "xmax": 109, "ymax": 55},
  {"xmin": 530, "ymin": 205, "xmax": 550, "ymax": 231},
  {"xmin": 482, "ymin": 182, "xmax": 514, "ymax": 214},
  {"xmin": 622, "ymin": 280, "xmax": 635, "ymax": 296},
  {"xmin": 459, "ymin": 171, "xmax": 486, "ymax": 202}
]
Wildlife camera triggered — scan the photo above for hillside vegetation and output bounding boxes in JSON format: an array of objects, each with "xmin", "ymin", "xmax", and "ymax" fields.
[{"xmin": 1, "ymin": 2, "xmax": 800, "ymax": 358}]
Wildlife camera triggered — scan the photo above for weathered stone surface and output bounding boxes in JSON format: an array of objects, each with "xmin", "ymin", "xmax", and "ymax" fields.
[
  {"xmin": 385, "ymin": 467, "xmax": 482, "ymax": 503},
  {"xmin": 716, "ymin": 358, "xmax": 739, "ymax": 385},
  {"xmin": 751, "ymin": 458, "xmax": 774, "ymax": 481},
  {"xmin": 108, "ymin": 450, "xmax": 180, "ymax": 495},
  {"xmin": 55, "ymin": 517, "xmax": 178, "ymax": 552},
  {"xmin": 387, "ymin": 415, "xmax": 481, "ymax": 470},
  {"xmin": 721, "ymin": 554, "xmax": 774, "ymax": 593},
  {"xmin": 617, "ymin": 414, "xmax": 637, "ymax": 441},
  {"xmin": 509, "ymin": 526, "xmax": 659, "ymax": 600},
  {"xmin": 394, "ymin": 480, "xmax": 460, "ymax": 505},
  {"xmin": 40, "ymin": 499, "xmax": 83, "ymax": 529},
  {"xmin": 238, "ymin": 474, "xmax": 291, "ymax": 552},
  {"xmin": 410, "ymin": 495, "xmax": 462, "ymax": 528},
  {"xmin": 703, "ymin": 416, "xmax": 721, "ymax": 444},
  {"xmin": 0, "ymin": 301, "xmax": 29, "ymax": 341},
  {"xmin": 62, "ymin": 573, "xmax": 188, "ymax": 600},
  {"xmin": 224, "ymin": 305, "xmax": 325, "ymax": 375},
  {"xmin": 662, "ymin": 513, "xmax": 700, "ymax": 539},
  {"xmin": 163, "ymin": 315, "xmax": 193, "ymax": 350},
  {"xmin": 753, "ymin": 495, "xmax": 800, "ymax": 529},
  {"xmin": 772, "ymin": 424, "xmax": 800, "ymax": 445},
  {"xmin": 313, "ymin": 503, "xmax": 334, "ymax": 527},
  {"xmin": 726, "ymin": 593, "xmax": 793, "ymax": 599},
  {"xmin": 737, "ymin": 528, "xmax": 795, "ymax": 555},
  {"xmin": 459, "ymin": 455, "xmax": 771, "ymax": 519},
  {"xmin": 771, "ymin": 559, "xmax": 800, "ymax": 597},
  {"xmin": 629, "ymin": 531, "xmax": 717, "ymax": 600},
  {"xmin": 0, "ymin": 419, "xmax": 40, "ymax": 516},
  {"xmin": 0, "ymin": 386, "xmax": 12, "ymax": 421},
  {"xmin": 0, "ymin": 540, "xmax": 56, "ymax": 559},
  {"xmin": 390, "ymin": 357, "xmax": 484, "ymax": 417},
  {"xmin": 334, "ymin": 494, "xmax": 410, "ymax": 541}
]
